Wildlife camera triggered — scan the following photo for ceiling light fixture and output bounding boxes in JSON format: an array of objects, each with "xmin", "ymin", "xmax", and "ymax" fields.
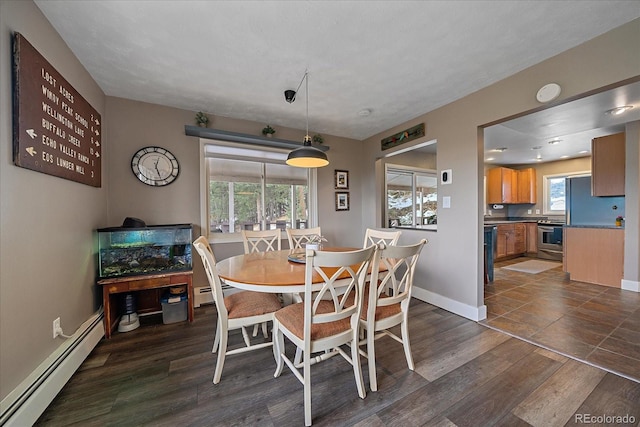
[
  {"xmin": 606, "ymin": 105, "xmax": 634, "ymax": 115},
  {"xmin": 548, "ymin": 139, "xmax": 561, "ymax": 145},
  {"xmin": 531, "ymin": 146, "xmax": 542, "ymax": 150},
  {"xmin": 492, "ymin": 147, "xmax": 508, "ymax": 152},
  {"xmin": 358, "ymin": 109, "xmax": 372, "ymax": 117},
  {"xmin": 285, "ymin": 70, "xmax": 329, "ymax": 168}
]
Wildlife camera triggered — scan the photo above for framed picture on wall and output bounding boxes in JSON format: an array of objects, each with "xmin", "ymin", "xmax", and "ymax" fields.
[
  {"xmin": 335, "ymin": 192, "xmax": 350, "ymax": 211},
  {"xmin": 334, "ymin": 170, "xmax": 349, "ymax": 189}
]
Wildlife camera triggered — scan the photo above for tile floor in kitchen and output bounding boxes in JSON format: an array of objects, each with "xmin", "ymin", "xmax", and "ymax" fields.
[{"xmin": 482, "ymin": 256, "xmax": 640, "ymax": 382}]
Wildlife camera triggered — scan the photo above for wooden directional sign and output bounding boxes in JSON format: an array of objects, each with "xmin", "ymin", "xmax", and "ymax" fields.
[{"xmin": 12, "ymin": 33, "xmax": 102, "ymax": 187}]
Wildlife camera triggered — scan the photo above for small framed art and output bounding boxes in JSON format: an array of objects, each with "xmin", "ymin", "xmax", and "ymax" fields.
[
  {"xmin": 334, "ymin": 169, "xmax": 349, "ymax": 189},
  {"xmin": 335, "ymin": 192, "xmax": 350, "ymax": 211}
]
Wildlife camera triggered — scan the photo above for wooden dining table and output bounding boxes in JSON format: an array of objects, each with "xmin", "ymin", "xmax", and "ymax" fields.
[{"xmin": 216, "ymin": 247, "xmax": 379, "ymax": 293}]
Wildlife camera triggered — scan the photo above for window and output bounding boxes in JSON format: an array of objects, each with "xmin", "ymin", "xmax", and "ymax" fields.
[
  {"xmin": 202, "ymin": 142, "xmax": 316, "ymax": 236},
  {"xmin": 543, "ymin": 171, "xmax": 589, "ymax": 215},
  {"xmin": 385, "ymin": 165, "xmax": 437, "ymax": 228}
]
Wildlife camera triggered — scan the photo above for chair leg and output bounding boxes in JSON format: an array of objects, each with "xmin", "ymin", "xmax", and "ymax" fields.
[
  {"xmin": 303, "ymin": 351, "xmax": 312, "ymax": 427},
  {"xmin": 261, "ymin": 321, "xmax": 268, "ymax": 338},
  {"xmin": 366, "ymin": 327, "xmax": 378, "ymax": 392},
  {"xmin": 294, "ymin": 347, "xmax": 303, "ymax": 365},
  {"xmin": 352, "ymin": 331, "xmax": 366, "ymax": 399},
  {"xmin": 213, "ymin": 330, "xmax": 228, "ymax": 384},
  {"xmin": 252, "ymin": 323, "xmax": 259, "ymax": 337},
  {"xmin": 273, "ymin": 320, "xmax": 285, "ymax": 377},
  {"xmin": 241, "ymin": 326, "xmax": 251, "ymax": 347},
  {"xmin": 401, "ymin": 318, "xmax": 414, "ymax": 371},
  {"xmin": 212, "ymin": 320, "xmax": 221, "ymax": 353}
]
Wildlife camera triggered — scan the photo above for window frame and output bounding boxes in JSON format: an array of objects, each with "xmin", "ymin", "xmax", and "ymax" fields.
[
  {"xmin": 384, "ymin": 163, "xmax": 437, "ymax": 229},
  {"xmin": 199, "ymin": 139, "xmax": 318, "ymax": 242},
  {"xmin": 542, "ymin": 170, "xmax": 590, "ymax": 215}
]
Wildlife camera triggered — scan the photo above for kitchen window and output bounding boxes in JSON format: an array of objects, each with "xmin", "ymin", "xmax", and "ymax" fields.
[
  {"xmin": 200, "ymin": 141, "xmax": 317, "ymax": 237},
  {"xmin": 385, "ymin": 164, "xmax": 437, "ymax": 228},
  {"xmin": 543, "ymin": 171, "xmax": 590, "ymax": 215}
]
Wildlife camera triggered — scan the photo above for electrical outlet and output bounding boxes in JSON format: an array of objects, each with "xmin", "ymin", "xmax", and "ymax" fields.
[
  {"xmin": 527, "ymin": 209, "xmax": 532, "ymax": 215},
  {"xmin": 53, "ymin": 317, "xmax": 61, "ymax": 339}
]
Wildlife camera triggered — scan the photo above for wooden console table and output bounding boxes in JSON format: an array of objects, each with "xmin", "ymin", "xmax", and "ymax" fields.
[{"xmin": 98, "ymin": 271, "xmax": 193, "ymax": 338}]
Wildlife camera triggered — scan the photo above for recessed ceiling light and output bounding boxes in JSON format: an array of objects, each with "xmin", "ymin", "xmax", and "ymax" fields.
[
  {"xmin": 492, "ymin": 147, "xmax": 508, "ymax": 152},
  {"xmin": 531, "ymin": 146, "xmax": 542, "ymax": 150},
  {"xmin": 579, "ymin": 150, "xmax": 589, "ymax": 154},
  {"xmin": 605, "ymin": 105, "xmax": 633, "ymax": 116},
  {"xmin": 548, "ymin": 139, "xmax": 561, "ymax": 145},
  {"xmin": 486, "ymin": 157, "xmax": 495, "ymax": 161},
  {"xmin": 560, "ymin": 155, "xmax": 569, "ymax": 158},
  {"xmin": 605, "ymin": 105, "xmax": 633, "ymax": 115},
  {"xmin": 358, "ymin": 109, "xmax": 372, "ymax": 117}
]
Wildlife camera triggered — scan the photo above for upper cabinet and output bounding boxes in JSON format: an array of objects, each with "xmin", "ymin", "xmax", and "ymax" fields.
[
  {"xmin": 517, "ymin": 168, "xmax": 537, "ymax": 204},
  {"xmin": 591, "ymin": 132, "xmax": 625, "ymax": 196},
  {"xmin": 487, "ymin": 167, "xmax": 536, "ymax": 204}
]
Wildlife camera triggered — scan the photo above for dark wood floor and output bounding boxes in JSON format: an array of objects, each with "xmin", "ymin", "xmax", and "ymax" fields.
[
  {"xmin": 37, "ymin": 297, "xmax": 640, "ymax": 426},
  {"xmin": 484, "ymin": 257, "xmax": 640, "ymax": 382}
]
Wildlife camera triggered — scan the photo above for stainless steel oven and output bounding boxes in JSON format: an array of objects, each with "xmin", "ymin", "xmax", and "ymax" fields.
[{"xmin": 537, "ymin": 221, "xmax": 563, "ymax": 261}]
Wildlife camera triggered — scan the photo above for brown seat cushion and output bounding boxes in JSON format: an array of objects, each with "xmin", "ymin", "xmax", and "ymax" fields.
[
  {"xmin": 224, "ymin": 291, "xmax": 282, "ymax": 319},
  {"xmin": 345, "ymin": 287, "xmax": 402, "ymax": 321},
  {"xmin": 274, "ymin": 300, "xmax": 352, "ymax": 340}
]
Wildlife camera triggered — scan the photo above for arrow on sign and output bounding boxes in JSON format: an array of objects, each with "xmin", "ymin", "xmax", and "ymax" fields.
[
  {"xmin": 95, "ymin": 119, "xmax": 100, "ymax": 125},
  {"xmin": 26, "ymin": 129, "xmax": 37, "ymax": 139},
  {"xmin": 26, "ymin": 147, "xmax": 37, "ymax": 156},
  {"xmin": 95, "ymin": 152, "xmax": 100, "ymax": 158}
]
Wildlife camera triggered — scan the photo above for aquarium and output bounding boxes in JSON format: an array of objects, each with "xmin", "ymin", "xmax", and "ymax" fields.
[{"xmin": 97, "ymin": 224, "xmax": 192, "ymax": 278}]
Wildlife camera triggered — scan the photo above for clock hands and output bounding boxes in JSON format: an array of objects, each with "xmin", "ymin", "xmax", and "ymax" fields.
[{"xmin": 154, "ymin": 157, "xmax": 162, "ymax": 179}]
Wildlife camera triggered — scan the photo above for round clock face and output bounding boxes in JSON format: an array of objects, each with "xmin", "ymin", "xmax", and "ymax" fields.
[{"xmin": 131, "ymin": 146, "xmax": 179, "ymax": 187}]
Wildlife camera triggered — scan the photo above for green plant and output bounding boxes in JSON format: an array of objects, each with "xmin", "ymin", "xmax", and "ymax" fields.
[
  {"xmin": 195, "ymin": 111, "xmax": 209, "ymax": 126},
  {"xmin": 308, "ymin": 234, "xmax": 327, "ymax": 244},
  {"xmin": 262, "ymin": 125, "xmax": 276, "ymax": 135},
  {"xmin": 312, "ymin": 134, "xmax": 324, "ymax": 144}
]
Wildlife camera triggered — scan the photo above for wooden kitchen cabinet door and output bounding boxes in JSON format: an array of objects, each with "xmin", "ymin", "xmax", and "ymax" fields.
[
  {"xmin": 514, "ymin": 223, "xmax": 526, "ymax": 254},
  {"xmin": 517, "ymin": 168, "xmax": 537, "ymax": 204},
  {"xmin": 487, "ymin": 167, "xmax": 517, "ymax": 204},
  {"xmin": 592, "ymin": 132, "xmax": 625, "ymax": 196},
  {"xmin": 525, "ymin": 222, "xmax": 538, "ymax": 254}
]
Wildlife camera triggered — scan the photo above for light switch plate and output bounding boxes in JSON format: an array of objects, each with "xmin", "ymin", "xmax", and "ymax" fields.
[{"xmin": 443, "ymin": 196, "xmax": 451, "ymax": 208}]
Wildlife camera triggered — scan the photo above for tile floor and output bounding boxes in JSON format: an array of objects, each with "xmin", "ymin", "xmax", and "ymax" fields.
[{"xmin": 482, "ymin": 256, "xmax": 640, "ymax": 382}]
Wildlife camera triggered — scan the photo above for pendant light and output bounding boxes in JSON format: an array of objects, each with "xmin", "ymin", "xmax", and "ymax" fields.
[{"xmin": 286, "ymin": 71, "xmax": 329, "ymax": 168}]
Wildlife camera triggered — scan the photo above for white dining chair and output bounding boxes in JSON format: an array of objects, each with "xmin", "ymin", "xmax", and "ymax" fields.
[
  {"xmin": 193, "ymin": 236, "xmax": 282, "ymax": 384},
  {"xmin": 363, "ymin": 228, "xmax": 401, "ymax": 248},
  {"xmin": 358, "ymin": 238, "xmax": 427, "ymax": 391},
  {"xmin": 241, "ymin": 229, "xmax": 282, "ymax": 254},
  {"xmin": 272, "ymin": 245, "xmax": 376, "ymax": 426},
  {"xmin": 286, "ymin": 226, "xmax": 322, "ymax": 250},
  {"xmin": 241, "ymin": 229, "xmax": 282, "ymax": 336}
]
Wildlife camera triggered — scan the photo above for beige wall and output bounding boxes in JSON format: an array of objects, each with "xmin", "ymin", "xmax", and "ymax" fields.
[
  {"xmin": 104, "ymin": 97, "xmax": 366, "ymax": 291},
  {"xmin": 0, "ymin": 0, "xmax": 107, "ymax": 399},
  {"xmin": 361, "ymin": 19, "xmax": 640, "ymax": 312}
]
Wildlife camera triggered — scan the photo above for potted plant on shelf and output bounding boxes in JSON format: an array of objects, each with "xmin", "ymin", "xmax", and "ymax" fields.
[
  {"xmin": 195, "ymin": 111, "xmax": 209, "ymax": 127},
  {"xmin": 615, "ymin": 216, "xmax": 624, "ymax": 227},
  {"xmin": 312, "ymin": 134, "xmax": 324, "ymax": 144},
  {"xmin": 262, "ymin": 125, "xmax": 276, "ymax": 137}
]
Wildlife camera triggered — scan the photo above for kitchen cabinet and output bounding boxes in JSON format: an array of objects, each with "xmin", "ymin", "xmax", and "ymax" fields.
[
  {"xmin": 525, "ymin": 222, "xmax": 538, "ymax": 254},
  {"xmin": 517, "ymin": 168, "xmax": 537, "ymax": 204},
  {"xmin": 564, "ymin": 227, "xmax": 623, "ymax": 287},
  {"xmin": 487, "ymin": 167, "xmax": 517, "ymax": 204},
  {"xmin": 495, "ymin": 223, "xmax": 527, "ymax": 260},
  {"xmin": 487, "ymin": 167, "xmax": 536, "ymax": 204},
  {"xmin": 592, "ymin": 132, "xmax": 625, "ymax": 196}
]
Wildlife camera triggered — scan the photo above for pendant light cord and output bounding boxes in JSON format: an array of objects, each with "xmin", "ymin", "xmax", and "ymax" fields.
[{"xmin": 305, "ymin": 71, "xmax": 309, "ymax": 140}]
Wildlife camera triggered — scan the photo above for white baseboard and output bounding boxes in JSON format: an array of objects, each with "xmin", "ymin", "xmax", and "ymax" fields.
[
  {"xmin": 412, "ymin": 287, "xmax": 487, "ymax": 321},
  {"xmin": 0, "ymin": 310, "xmax": 104, "ymax": 426},
  {"xmin": 622, "ymin": 279, "xmax": 640, "ymax": 292}
]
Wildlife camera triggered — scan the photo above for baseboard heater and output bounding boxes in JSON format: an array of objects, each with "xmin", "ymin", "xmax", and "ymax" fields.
[
  {"xmin": 0, "ymin": 309, "xmax": 104, "ymax": 426},
  {"xmin": 194, "ymin": 284, "xmax": 240, "ymax": 307}
]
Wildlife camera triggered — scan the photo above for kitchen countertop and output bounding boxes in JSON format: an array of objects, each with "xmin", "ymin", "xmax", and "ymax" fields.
[{"xmin": 564, "ymin": 224, "xmax": 624, "ymax": 229}]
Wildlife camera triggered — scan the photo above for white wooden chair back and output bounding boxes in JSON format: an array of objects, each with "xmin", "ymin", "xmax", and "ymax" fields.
[
  {"xmin": 368, "ymin": 239, "xmax": 426, "ymax": 315},
  {"xmin": 241, "ymin": 229, "xmax": 281, "ymax": 253},
  {"xmin": 286, "ymin": 226, "xmax": 322, "ymax": 250},
  {"xmin": 193, "ymin": 236, "xmax": 228, "ymax": 322},
  {"xmin": 304, "ymin": 246, "xmax": 375, "ymax": 343},
  {"xmin": 363, "ymin": 228, "xmax": 401, "ymax": 248}
]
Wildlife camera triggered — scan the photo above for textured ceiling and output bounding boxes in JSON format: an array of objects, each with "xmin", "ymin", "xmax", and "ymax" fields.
[{"xmin": 35, "ymin": 1, "xmax": 640, "ymax": 141}]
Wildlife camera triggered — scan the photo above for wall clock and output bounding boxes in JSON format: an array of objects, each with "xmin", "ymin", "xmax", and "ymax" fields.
[{"xmin": 131, "ymin": 146, "xmax": 179, "ymax": 187}]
